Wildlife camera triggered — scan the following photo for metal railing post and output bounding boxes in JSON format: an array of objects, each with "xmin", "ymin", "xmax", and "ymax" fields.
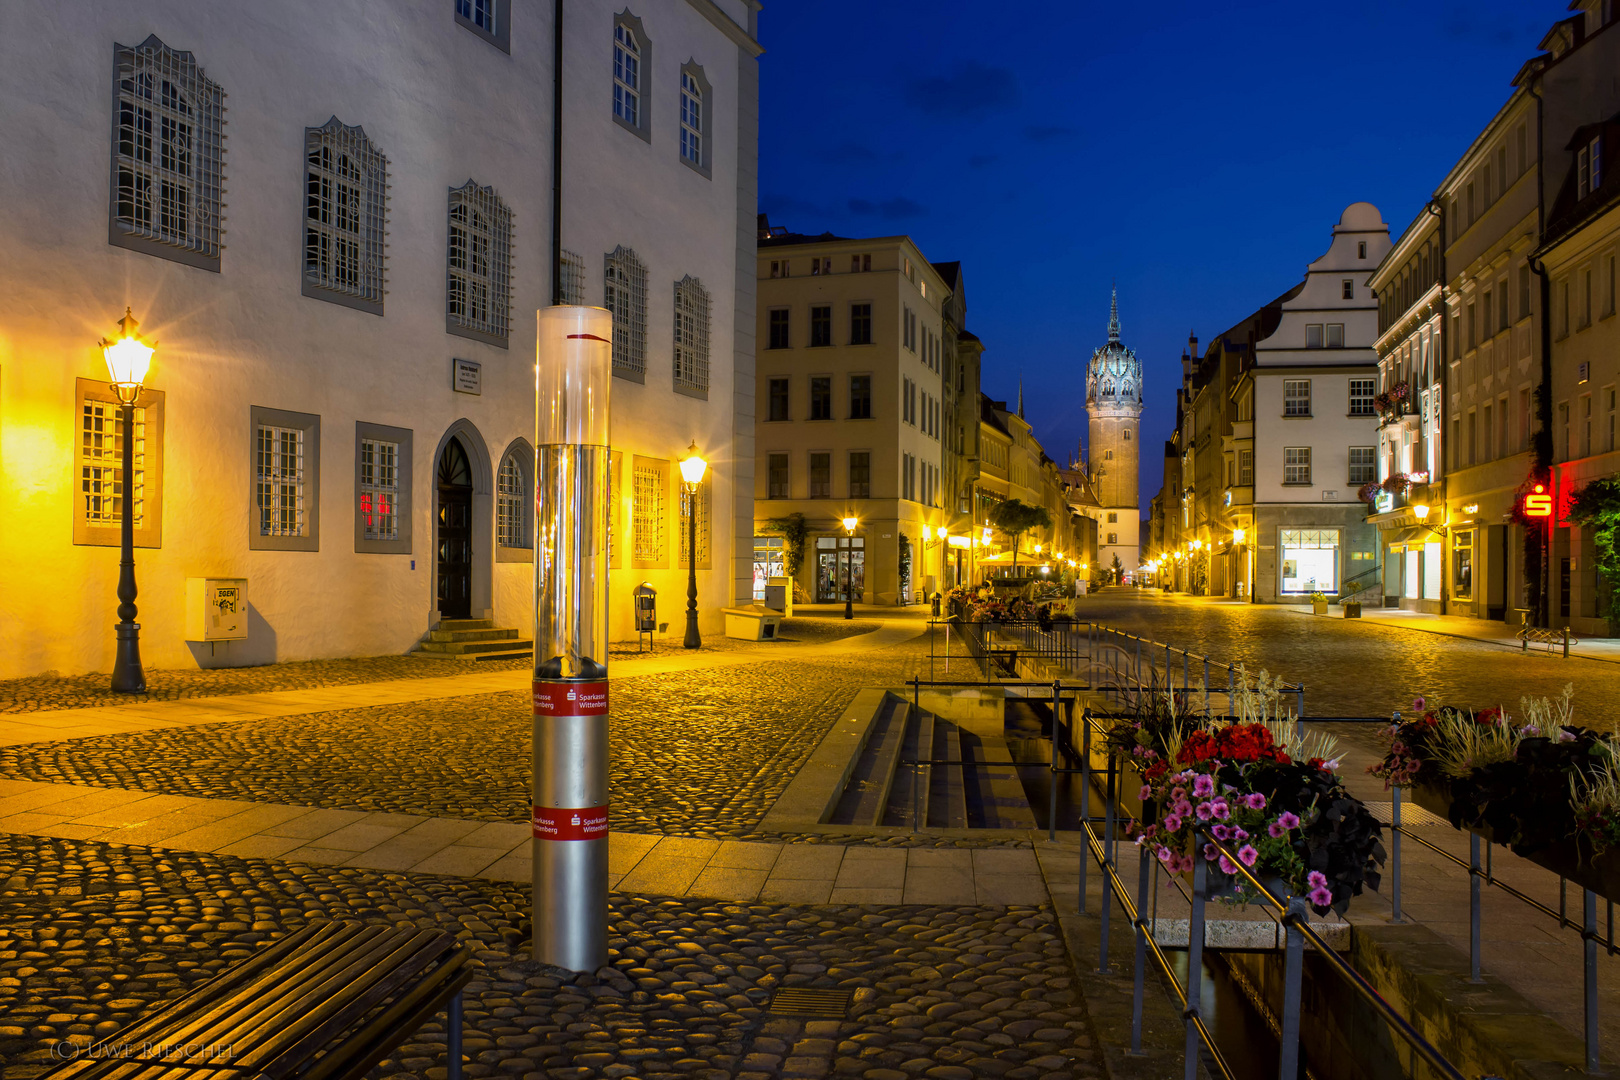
[
  {"xmin": 1469, "ymin": 833, "xmax": 1483, "ymax": 983},
  {"xmin": 1586, "ymin": 888, "xmax": 1600, "ymax": 1073},
  {"xmin": 913, "ymin": 759, "xmax": 920, "ymax": 834},
  {"xmin": 1182, "ymin": 649, "xmax": 1189, "ymax": 693},
  {"xmin": 1202, "ymin": 656, "xmax": 1210, "ymax": 715},
  {"xmin": 1391, "ymin": 782, "xmax": 1403, "ymax": 924},
  {"xmin": 1184, "ymin": 851, "xmax": 1209, "ymax": 1080},
  {"xmin": 1279, "ymin": 896, "xmax": 1308, "ymax": 1080},
  {"xmin": 1132, "ymin": 843, "xmax": 1151, "ymax": 1054},
  {"xmin": 1049, "ymin": 680, "xmax": 1060, "ymax": 841},
  {"xmin": 1564, "ymin": 627, "xmax": 1571, "ymax": 659},
  {"xmin": 1078, "ymin": 711, "xmax": 1090, "ymax": 916},
  {"xmin": 447, "ymin": 988, "xmax": 464, "ymax": 1080},
  {"xmin": 1100, "ymin": 748, "xmax": 1117, "ymax": 972}
]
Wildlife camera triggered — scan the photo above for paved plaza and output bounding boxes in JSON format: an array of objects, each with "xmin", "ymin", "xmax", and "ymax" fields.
[{"xmin": 1, "ymin": 601, "xmax": 1617, "ymax": 1079}]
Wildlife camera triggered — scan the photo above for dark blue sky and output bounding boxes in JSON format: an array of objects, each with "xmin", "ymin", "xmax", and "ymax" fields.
[{"xmin": 758, "ymin": 0, "xmax": 1567, "ymax": 509}]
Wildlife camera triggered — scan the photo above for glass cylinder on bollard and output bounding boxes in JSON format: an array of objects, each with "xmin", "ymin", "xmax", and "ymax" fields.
[{"xmin": 532, "ymin": 306, "xmax": 611, "ymax": 973}]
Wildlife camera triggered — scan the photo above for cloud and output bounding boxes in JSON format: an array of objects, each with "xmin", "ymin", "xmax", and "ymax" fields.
[
  {"xmin": 847, "ymin": 196, "xmax": 928, "ymax": 221},
  {"xmin": 1024, "ymin": 125, "xmax": 1078, "ymax": 143},
  {"xmin": 761, "ymin": 192, "xmax": 827, "ymax": 222},
  {"xmin": 905, "ymin": 61, "xmax": 1019, "ymax": 119},
  {"xmin": 969, "ymin": 154, "xmax": 998, "ymax": 169}
]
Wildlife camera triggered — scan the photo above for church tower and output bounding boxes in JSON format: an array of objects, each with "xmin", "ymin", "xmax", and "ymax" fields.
[{"xmin": 1086, "ymin": 289, "xmax": 1143, "ymax": 581}]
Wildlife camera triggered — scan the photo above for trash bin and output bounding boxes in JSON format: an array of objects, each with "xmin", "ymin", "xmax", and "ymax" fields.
[
  {"xmin": 930, "ymin": 592, "xmax": 942, "ymax": 618},
  {"xmin": 633, "ymin": 583, "xmax": 656, "ymax": 651}
]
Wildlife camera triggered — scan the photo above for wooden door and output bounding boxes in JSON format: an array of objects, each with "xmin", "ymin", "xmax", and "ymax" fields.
[{"xmin": 437, "ymin": 438, "xmax": 473, "ymax": 619}]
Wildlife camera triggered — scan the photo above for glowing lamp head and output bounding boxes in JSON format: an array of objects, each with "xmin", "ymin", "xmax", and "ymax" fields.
[
  {"xmin": 679, "ymin": 441, "xmax": 708, "ymax": 486},
  {"xmin": 1033, "ymin": 543, "xmax": 1041, "ymax": 554},
  {"xmin": 1412, "ymin": 504, "xmax": 1430, "ymax": 521},
  {"xmin": 982, "ymin": 527, "xmax": 992, "ymax": 543},
  {"xmin": 101, "ymin": 308, "xmax": 154, "ymax": 402},
  {"xmin": 1233, "ymin": 528, "xmax": 1246, "ymax": 544},
  {"xmin": 842, "ymin": 516, "xmax": 858, "ymax": 533}
]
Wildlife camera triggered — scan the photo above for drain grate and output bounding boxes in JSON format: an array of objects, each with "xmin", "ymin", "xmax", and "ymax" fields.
[
  {"xmin": 1364, "ymin": 801, "xmax": 1450, "ymax": 828},
  {"xmin": 767, "ymin": 988, "xmax": 853, "ymax": 1016}
]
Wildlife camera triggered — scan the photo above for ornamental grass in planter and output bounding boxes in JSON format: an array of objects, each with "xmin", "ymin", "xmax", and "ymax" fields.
[
  {"xmin": 1370, "ymin": 686, "xmax": 1620, "ymax": 903},
  {"xmin": 1102, "ymin": 671, "xmax": 1385, "ymax": 916}
]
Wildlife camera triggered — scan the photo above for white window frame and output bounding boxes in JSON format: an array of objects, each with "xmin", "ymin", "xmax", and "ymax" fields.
[
  {"xmin": 558, "ymin": 248, "xmax": 586, "ymax": 305},
  {"xmin": 455, "ymin": 0, "xmax": 510, "ymax": 51},
  {"xmin": 673, "ymin": 274, "xmax": 710, "ymax": 396},
  {"xmin": 678, "ymin": 64, "xmax": 711, "ymax": 178},
  {"xmin": 1284, "ymin": 380, "xmax": 1312, "ymax": 417},
  {"xmin": 1349, "ymin": 377, "xmax": 1375, "ymax": 416},
  {"xmin": 612, "ymin": 14, "xmax": 651, "ymax": 142},
  {"xmin": 302, "ymin": 117, "xmax": 388, "ymax": 314},
  {"xmin": 1305, "ymin": 324, "xmax": 1323, "ymax": 349},
  {"xmin": 355, "ymin": 421, "xmax": 411, "ymax": 554},
  {"xmin": 251, "ymin": 406, "xmax": 320, "ymax": 551},
  {"xmin": 74, "ymin": 379, "xmax": 166, "ymax": 548},
  {"xmin": 1325, "ymin": 323, "xmax": 1345, "ymax": 348},
  {"xmin": 1348, "ymin": 446, "xmax": 1376, "ymax": 484},
  {"xmin": 631, "ymin": 456, "xmax": 668, "ymax": 567},
  {"xmin": 110, "ymin": 35, "xmax": 225, "ymax": 271},
  {"xmin": 446, "ymin": 180, "xmax": 513, "ymax": 346},
  {"xmin": 1283, "ymin": 446, "xmax": 1312, "ymax": 485},
  {"xmin": 496, "ymin": 439, "xmax": 533, "ymax": 561},
  {"xmin": 605, "ymin": 245, "xmax": 648, "ymax": 380}
]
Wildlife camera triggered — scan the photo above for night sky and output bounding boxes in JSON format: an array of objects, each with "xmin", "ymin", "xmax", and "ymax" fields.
[{"xmin": 757, "ymin": 0, "xmax": 1568, "ymax": 509}]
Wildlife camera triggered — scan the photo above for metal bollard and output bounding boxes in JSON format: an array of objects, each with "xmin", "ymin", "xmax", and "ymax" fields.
[
  {"xmin": 1049, "ymin": 680, "xmax": 1060, "ymax": 842},
  {"xmin": 1469, "ymin": 833, "xmax": 1483, "ymax": 983},
  {"xmin": 1079, "ymin": 712, "xmax": 1091, "ymax": 916},
  {"xmin": 1564, "ymin": 627, "xmax": 1571, "ymax": 659},
  {"xmin": 1184, "ymin": 852, "xmax": 1209, "ymax": 1080},
  {"xmin": 447, "ymin": 989, "xmax": 464, "ymax": 1080},
  {"xmin": 1099, "ymin": 751, "xmax": 1117, "ymax": 972},
  {"xmin": 1278, "ymin": 896, "xmax": 1308, "ymax": 1080}
]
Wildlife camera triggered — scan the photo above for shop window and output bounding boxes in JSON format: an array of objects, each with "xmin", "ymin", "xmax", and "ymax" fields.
[
  {"xmin": 1453, "ymin": 531, "xmax": 1473, "ymax": 598},
  {"xmin": 1280, "ymin": 528, "xmax": 1339, "ymax": 594}
]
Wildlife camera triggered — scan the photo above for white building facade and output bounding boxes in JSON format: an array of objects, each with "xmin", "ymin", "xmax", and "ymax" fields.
[
  {"xmin": 1242, "ymin": 203, "xmax": 1390, "ymax": 603},
  {"xmin": 0, "ymin": 0, "xmax": 761, "ymax": 677}
]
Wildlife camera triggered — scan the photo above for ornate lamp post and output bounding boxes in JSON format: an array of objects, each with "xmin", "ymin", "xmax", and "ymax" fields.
[
  {"xmin": 841, "ymin": 516, "xmax": 858, "ymax": 620},
  {"xmin": 680, "ymin": 442, "xmax": 708, "ymax": 649},
  {"xmin": 100, "ymin": 309, "xmax": 155, "ymax": 694}
]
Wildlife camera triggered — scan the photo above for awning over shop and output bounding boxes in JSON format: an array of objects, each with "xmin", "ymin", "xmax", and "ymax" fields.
[{"xmin": 1385, "ymin": 527, "xmax": 1443, "ymax": 549}]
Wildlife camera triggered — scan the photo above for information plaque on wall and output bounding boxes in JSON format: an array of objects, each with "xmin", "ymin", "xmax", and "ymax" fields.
[{"xmin": 453, "ymin": 358, "xmax": 482, "ymax": 395}]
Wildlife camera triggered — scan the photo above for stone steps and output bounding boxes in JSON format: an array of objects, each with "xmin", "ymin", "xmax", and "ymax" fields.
[{"xmin": 410, "ymin": 620, "xmax": 532, "ymax": 662}]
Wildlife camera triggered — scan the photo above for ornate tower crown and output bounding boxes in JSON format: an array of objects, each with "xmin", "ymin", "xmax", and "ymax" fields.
[{"xmin": 1086, "ymin": 287, "xmax": 1142, "ymax": 408}]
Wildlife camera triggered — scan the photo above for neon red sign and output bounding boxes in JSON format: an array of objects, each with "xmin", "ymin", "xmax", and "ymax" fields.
[{"xmin": 1523, "ymin": 484, "xmax": 1552, "ymax": 518}]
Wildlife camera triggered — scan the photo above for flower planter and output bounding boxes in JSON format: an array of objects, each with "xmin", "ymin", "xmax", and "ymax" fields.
[
  {"xmin": 1342, "ymin": 602, "xmax": 1361, "ymax": 619},
  {"xmin": 1312, "ymin": 601, "xmax": 1329, "ymax": 616},
  {"xmin": 1409, "ymin": 782, "xmax": 1620, "ymax": 904}
]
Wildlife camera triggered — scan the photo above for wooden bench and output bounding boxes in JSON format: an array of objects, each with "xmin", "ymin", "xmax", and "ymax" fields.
[{"xmin": 44, "ymin": 921, "xmax": 473, "ymax": 1080}]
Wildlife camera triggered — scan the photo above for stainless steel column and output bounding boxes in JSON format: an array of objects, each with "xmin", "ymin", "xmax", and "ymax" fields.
[{"xmin": 533, "ymin": 306, "xmax": 612, "ymax": 973}]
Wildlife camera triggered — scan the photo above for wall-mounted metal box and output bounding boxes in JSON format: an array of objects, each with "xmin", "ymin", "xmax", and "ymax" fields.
[{"xmin": 185, "ymin": 578, "xmax": 248, "ymax": 641}]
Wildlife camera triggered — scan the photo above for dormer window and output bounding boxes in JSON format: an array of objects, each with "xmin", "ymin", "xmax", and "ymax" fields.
[{"xmin": 1578, "ymin": 134, "xmax": 1603, "ymax": 199}]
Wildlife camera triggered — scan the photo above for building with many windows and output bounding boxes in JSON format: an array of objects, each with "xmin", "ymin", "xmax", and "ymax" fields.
[
  {"xmin": 752, "ymin": 224, "xmax": 976, "ymax": 605},
  {"xmin": 0, "ymin": 0, "xmax": 761, "ymax": 677},
  {"xmin": 1083, "ymin": 292, "xmax": 1143, "ymax": 580},
  {"xmin": 1234, "ymin": 204, "xmax": 1390, "ymax": 603}
]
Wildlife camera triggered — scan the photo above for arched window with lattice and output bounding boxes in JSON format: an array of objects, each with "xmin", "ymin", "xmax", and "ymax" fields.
[
  {"xmin": 604, "ymin": 245, "xmax": 647, "ymax": 379},
  {"xmin": 673, "ymin": 275, "xmax": 710, "ymax": 395},
  {"xmin": 446, "ymin": 180, "xmax": 513, "ymax": 346},
  {"xmin": 111, "ymin": 35, "xmax": 225, "ymax": 270},
  {"xmin": 303, "ymin": 117, "xmax": 388, "ymax": 314}
]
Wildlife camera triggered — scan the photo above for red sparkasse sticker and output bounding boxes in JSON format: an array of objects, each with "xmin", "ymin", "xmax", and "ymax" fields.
[
  {"xmin": 532, "ymin": 805, "xmax": 609, "ymax": 841},
  {"xmin": 533, "ymin": 680, "xmax": 609, "ymax": 717}
]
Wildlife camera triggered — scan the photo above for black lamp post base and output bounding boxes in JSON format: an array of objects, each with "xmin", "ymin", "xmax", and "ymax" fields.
[
  {"xmin": 683, "ymin": 611, "xmax": 702, "ymax": 649},
  {"xmin": 111, "ymin": 622, "xmax": 146, "ymax": 693}
]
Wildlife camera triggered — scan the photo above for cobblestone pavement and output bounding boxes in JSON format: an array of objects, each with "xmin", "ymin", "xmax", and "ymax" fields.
[
  {"xmin": 0, "ymin": 649, "xmax": 933, "ymax": 842},
  {"xmin": 1076, "ymin": 592, "xmax": 1620, "ymax": 727},
  {"xmin": 0, "ymin": 620, "xmax": 880, "ymax": 716},
  {"xmin": 0, "ymin": 835, "xmax": 1100, "ymax": 1080}
]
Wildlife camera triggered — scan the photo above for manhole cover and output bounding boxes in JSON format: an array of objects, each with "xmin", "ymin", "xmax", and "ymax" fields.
[
  {"xmin": 1364, "ymin": 801, "xmax": 1450, "ymax": 828},
  {"xmin": 768, "ymin": 988, "xmax": 853, "ymax": 1016}
]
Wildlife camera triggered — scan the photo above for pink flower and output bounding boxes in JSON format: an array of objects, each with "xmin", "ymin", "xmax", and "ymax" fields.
[
  {"xmin": 1163, "ymin": 814, "xmax": 1182, "ymax": 831},
  {"xmin": 1307, "ymin": 870, "xmax": 1328, "ymax": 890},
  {"xmin": 1413, "ymin": 696, "xmax": 1426, "ymax": 711},
  {"xmin": 1246, "ymin": 792, "xmax": 1267, "ymax": 810},
  {"xmin": 1210, "ymin": 800, "xmax": 1230, "ymax": 820},
  {"xmin": 1278, "ymin": 812, "xmax": 1300, "ymax": 831},
  {"xmin": 1237, "ymin": 844, "xmax": 1258, "ymax": 867},
  {"xmin": 1212, "ymin": 824, "xmax": 1231, "ymax": 841},
  {"xmin": 1218, "ymin": 855, "xmax": 1237, "ymax": 874},
  {"xmin": 1175, "ymin": 800, "xmax": 1194, "ymax": 818},
  {"xmin": 1203, "ymin": 843, "xmax": 1219, "ymax": 862},
  {"xmin": 1171, "ymin": 786, "xmax": 1186, "ymax": 801},
  {"xmin": 1232, "ymin": 828, "xmax": 1248, "ymax": 841},
  {"xmin": 1139, "ymin": 784, "xmax": 1153, "ymax": 801},
  {"xmin": 1195, "ymin": 802, "xmax": 1214, "ymax": 820},
  {"xmin": 1157, "ymin": 847, "xmax": 1174, "ymax": 863},
  {"xmin": 1267, "ymin": 820, "xmax": 1286, "ymax": 838},
  {"xmin": 1309, "ymin": 886, "xmax": 1334, "ymax": 908},
  {"xmin": 1193, "ymin": 775, "xmax": 1215, "ymax": 797}
]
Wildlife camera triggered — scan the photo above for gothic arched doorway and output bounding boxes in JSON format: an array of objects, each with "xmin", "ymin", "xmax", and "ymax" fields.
[{"xmin": 436, "ymin": 438, "xmax": 474, "ymax": 619}]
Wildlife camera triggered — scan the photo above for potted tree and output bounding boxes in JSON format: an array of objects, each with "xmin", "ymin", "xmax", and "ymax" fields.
[{"xmin": 1341, "ymin": 580, "xmax": 1363, "ymax": 619}]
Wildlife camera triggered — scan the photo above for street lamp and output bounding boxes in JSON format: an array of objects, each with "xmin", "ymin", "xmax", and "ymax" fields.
[
  {"xmin": 101, "ymin": 308, "xmax": 154, "ymax": 694},
  {"xmin": 841, "ymin": 516, "xmax": 859, "ymax": 620},
  {"xmin": 1412, "ymin": 504, "xmax": 1431, "ymax": 522},
  {"xmin": 679, "ymin": 442, "xmax": 708, "ymax": 649}
]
